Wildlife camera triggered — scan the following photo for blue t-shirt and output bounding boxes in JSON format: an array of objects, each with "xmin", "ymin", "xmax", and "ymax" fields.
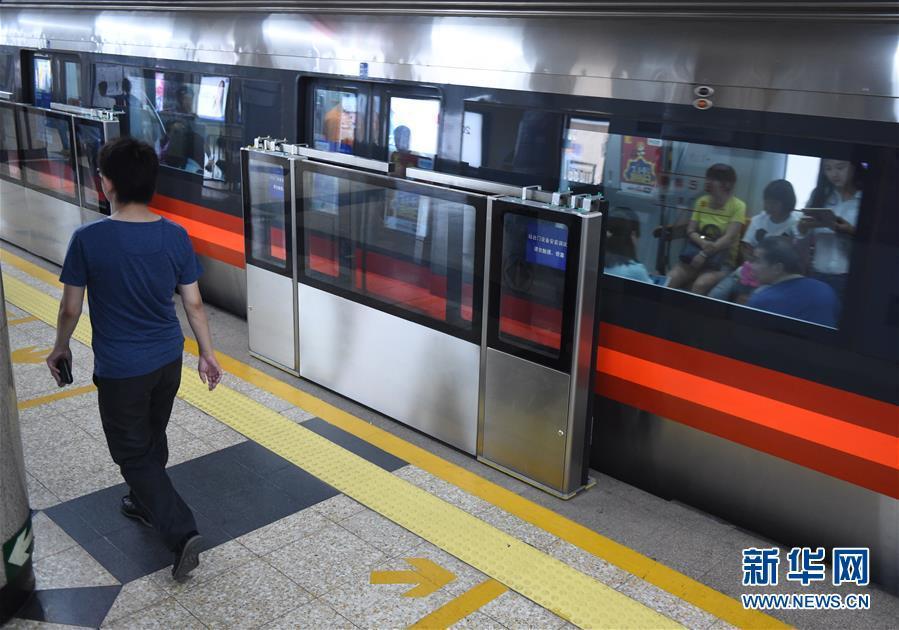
[
  {"xmin": 748, "ymin": 277, "xmax": 839, "ymax": 327},
  {"xmin": 60, "ymin": 217, "xmax": 202, "ymax": 378}
]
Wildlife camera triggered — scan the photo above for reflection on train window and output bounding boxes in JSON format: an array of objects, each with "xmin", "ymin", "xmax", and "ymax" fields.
[
  {"xmin": 246, "ymin": 156, "xmax": 288, "ymax": 268},
  {"xmin": 388, "ymin": 97, "xmax": 439, "ymax": 173},
  {"xmin": 302, "ymin": 173, "xmax": 477, "ymax": 330},
  {"xmin": 92, "ymin": 65, "xmax": 239, "ymax": 186},
  {"xmin": 306, "ymin": 172, "xmax": 340, "ymax": 217},
  {"xmin": 313, "ymin": 88, "xmax": 356, "ymax": 154},
  {"xmin": 19, "ymin": 108, "xmax": 77, "ymax": 203},
  {"xmin": 74, "ymin": 119, "xmax": 108, "ymax": 213},
  {"xmin": 63, "ymin": 61, "xmax": 82, "ymax": 106},
  {"xmin": 384, "ymin": 189, "xmax": 429, "ymax": 237},
  {"xmin": 0, "ymin": 52, "xmax": 16, "ymax": 94},
  {"xmin": 461, "ymin": 103, "xmax": 564, "ymax": 189},
  {"xmin": 601, "ymin": 134, "xmax": 865, "ymax": 328},
  {"xmin": 34, "ymin": 55, "xmax": 82, "ymax": 107},
  {"xmin": 560, "ymin": 118, "xmax": 608, "ymax": 189},
  {"xmin": 498, "ymin": 213, "xmax": 568, "ymax": 357},
  {"xmin": 33, "ymin": 57, "xmax": 52, "ymax": 108},
  {"xmin": 0, "ymin": 105, "xmax": 21, "ymax": 180}
]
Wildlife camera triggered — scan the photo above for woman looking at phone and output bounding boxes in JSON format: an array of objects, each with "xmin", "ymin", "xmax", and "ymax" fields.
[{"xmin": 797, "ymin": 159, "xmax": 864, "ymax": 298}]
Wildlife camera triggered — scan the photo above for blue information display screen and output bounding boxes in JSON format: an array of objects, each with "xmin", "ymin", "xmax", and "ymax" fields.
[{"xmin": 524, "ymin": 219, "xmax": 568, "ymax": 271}]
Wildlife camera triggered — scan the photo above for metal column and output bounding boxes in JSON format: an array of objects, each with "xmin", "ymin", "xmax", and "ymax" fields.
[{"xmin": 0, "ymin": 269, "xmax": 35, "ymax": 623}]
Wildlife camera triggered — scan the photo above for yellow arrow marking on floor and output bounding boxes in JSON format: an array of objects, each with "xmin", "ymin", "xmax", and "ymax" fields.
[
  {"xmin": 410, "ymin": 578, "xmax": 508, "ymax": 629},
  {"xmin": 11, "ymin": 345, "xmax": 50, "ymax": 364},
  {"xmin": 7, "ymin": 315, "xmax": 38, "ymax": 326},
  {"xmin": 371, "ymin": 558, "xmax": 456, "ymax": 598},
  {"xmin": 18, "ymin": 384, "xmax": 96, "ymax": 410}
]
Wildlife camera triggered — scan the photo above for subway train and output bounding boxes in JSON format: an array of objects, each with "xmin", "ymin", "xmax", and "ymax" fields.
[{"xmin": 1, "ymin": 2, "xmax": 897, "ymax": 591}]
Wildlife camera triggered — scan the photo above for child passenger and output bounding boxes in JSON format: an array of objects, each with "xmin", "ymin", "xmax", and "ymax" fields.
[
  {"xmin": 604, "ymin": 207, "xmax": 653, "ymax": 283},
  {"xmin": 667, "ymin": 163, "xmax": 747, "ymax": 295},
  {"xmin": 708, "ymin": 179, "xmax": 803, "ymax": 303}
]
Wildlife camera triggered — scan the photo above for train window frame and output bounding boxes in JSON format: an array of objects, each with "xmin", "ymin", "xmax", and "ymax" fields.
[
  {"xmin": 598, "ymin": 120, "xmax": 885, "ymax": 343},
  {"xmin": 301, "ymin": 76, "xmax": 443, "ymax": 162},
  {"xmin": 379, "ymin": 85, "xmax": 442, "ymax": 161},
  {"xmin": 560, "ymin": 115, "xmax": 610, "ymax": 192},
  {"xmin": 0, "ymin": 48, "xmax": 17, "ymax": 96},
  {"xmin": 459, "ymin": 100, "xmax": 566, "ymax": 191},
  {"xmin": 304, "ymin": 79, "xmax": 370, "ymax": 158}
]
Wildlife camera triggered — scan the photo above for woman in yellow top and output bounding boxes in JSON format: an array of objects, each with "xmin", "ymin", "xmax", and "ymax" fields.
[{"xmin": 667, "ymin": 163, "xmax": 747, "ymax": 294}]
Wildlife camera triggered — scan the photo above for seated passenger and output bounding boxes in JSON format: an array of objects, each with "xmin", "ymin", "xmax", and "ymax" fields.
[
  {"xmin": 709, "ymin": 179, "xmax": 802, "ymax": 303},
  {"xmin": 748, "ymin": 236, "xmax": 839, "ymax": 327},
  {"xmin": 604, "ymin": 207, "xmax": 652, "ymax": 284},
  {"xmin": 796, "ymin": 159, "xmax": 863, "ymax": 299},
  {"xmin": 666, "ymin": 163, "xmax": 746, "ymax": 295}
]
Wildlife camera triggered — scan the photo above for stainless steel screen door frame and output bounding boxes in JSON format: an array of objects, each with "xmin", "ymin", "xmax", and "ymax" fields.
[
  {"xmin": 241, "ymin": 147, "xmax": 300, "ymax": 374},
  {"xmin": 478, "ymin": 195, "xmax": 605, "ymax": 498}
]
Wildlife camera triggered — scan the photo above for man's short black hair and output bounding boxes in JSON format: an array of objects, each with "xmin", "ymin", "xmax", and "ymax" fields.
[
  {"xmin": 757, "ymin": 235, "xmax": 802, "ymax": 274},
  {"xmin": 98, "ymin": 137, "xmax": 158, "ymax": 205}
]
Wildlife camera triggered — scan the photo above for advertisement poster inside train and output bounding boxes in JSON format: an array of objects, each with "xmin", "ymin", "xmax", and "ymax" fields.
[
  {"xmin": 620, "ymin": 136, "xmax": 663, "ymax": 195},
  {"xmin": 197, "ymin": 76, "xmax": 229, "ymax": 121}
]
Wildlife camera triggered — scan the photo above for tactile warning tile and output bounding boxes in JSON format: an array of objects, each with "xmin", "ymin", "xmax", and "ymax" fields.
[{"xmin": 4, "ymin": 272, "xmax": 680, "ymax": 629}]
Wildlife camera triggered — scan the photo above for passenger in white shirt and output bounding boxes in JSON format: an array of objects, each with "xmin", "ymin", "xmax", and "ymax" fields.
[
  {"xmin": 604, "ymin": 207, "xmax": 654, "ymax": 284},
  {"xmin": 797, "ymin": 160, "xmax": 863, "ymax": 298},
  {"xmin": 708, "ymin": 179, "xmax": 801, "ymax": 303}
]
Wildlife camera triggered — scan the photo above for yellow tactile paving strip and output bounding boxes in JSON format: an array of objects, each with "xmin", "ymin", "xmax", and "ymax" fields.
[{"xmin": 3, "ymin": 271, "xmax": 679, "ymax": 629}]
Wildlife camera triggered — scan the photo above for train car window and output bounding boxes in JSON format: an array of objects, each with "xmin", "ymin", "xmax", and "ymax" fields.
[
  {"xmin": 312, "ymin": 88, "xmax": 358, "ymax": 154},
  {"xmin": 460, "ymin": 102, "xmax": 564, "ymax": 190},
  {"xmin": 387, "ymin": 96, "xmax": 440, "ymax": 173},
  {"xmin": 91, "ymin": 63, "xmax": 121, "ymax": 109},
  {"xmin": 0, "ymin": 103, "xmax": 21, "ymax": 180},
  {"xmin": 20, "ymin": 107, "xmax": 78, "ymax": 204},
  {"xmin": 33, "ymin": 56, "xmax": 52, "ymax": 108},
  {"xmin": 560, "ymin": 118, "xmax": 609, "ymax": 190},
  {"xmin": 602, "ymin": 134, "xmax": 867, "ymax": 329},
  {"xmin": 62, "ymin": 60, "xmax": 82, "ymax": 106},
  {"xmin": 0, "ymin": 52, "xmax": 15, "ymax": 94}
]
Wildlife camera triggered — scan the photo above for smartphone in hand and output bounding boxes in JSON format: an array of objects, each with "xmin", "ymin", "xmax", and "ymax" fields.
[{"xmin": 57, "ymin": 358, "xmax": 73, "ymax": 386}]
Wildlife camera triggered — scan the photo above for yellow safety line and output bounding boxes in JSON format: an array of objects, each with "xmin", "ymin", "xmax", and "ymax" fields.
[
  {"xmin": 1, "ymin": 247, "xmax": 787, "ymax": 629},
  {"xmin": 18, "ymin": 383, "xmax": 96, "ymax": 410},
  {"xmin": 410, "ymin": 579, "xmax": 509, "ymax": 630},
  {"xmin": 3, "ymin": 271, "xmax": 678, "ymax": 630},
  {"xmin": 8, "ymin": 314, "xmax": 39, "ymax": 326}
]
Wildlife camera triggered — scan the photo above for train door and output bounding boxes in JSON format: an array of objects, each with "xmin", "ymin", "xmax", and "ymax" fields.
[{"xmin": 240, "ymin": 145, "xmax": 299, "ymax": 374}]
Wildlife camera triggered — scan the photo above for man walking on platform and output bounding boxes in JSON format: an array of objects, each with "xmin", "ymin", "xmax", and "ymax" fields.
[{"xmin": 46, "ymin": 137, "xmax": 223, "ymax": 580}]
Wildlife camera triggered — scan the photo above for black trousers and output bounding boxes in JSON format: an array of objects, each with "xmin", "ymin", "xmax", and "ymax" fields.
[{"xmin": 94, "ymin": 358, "xmax": 197, "ymax": 551}]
